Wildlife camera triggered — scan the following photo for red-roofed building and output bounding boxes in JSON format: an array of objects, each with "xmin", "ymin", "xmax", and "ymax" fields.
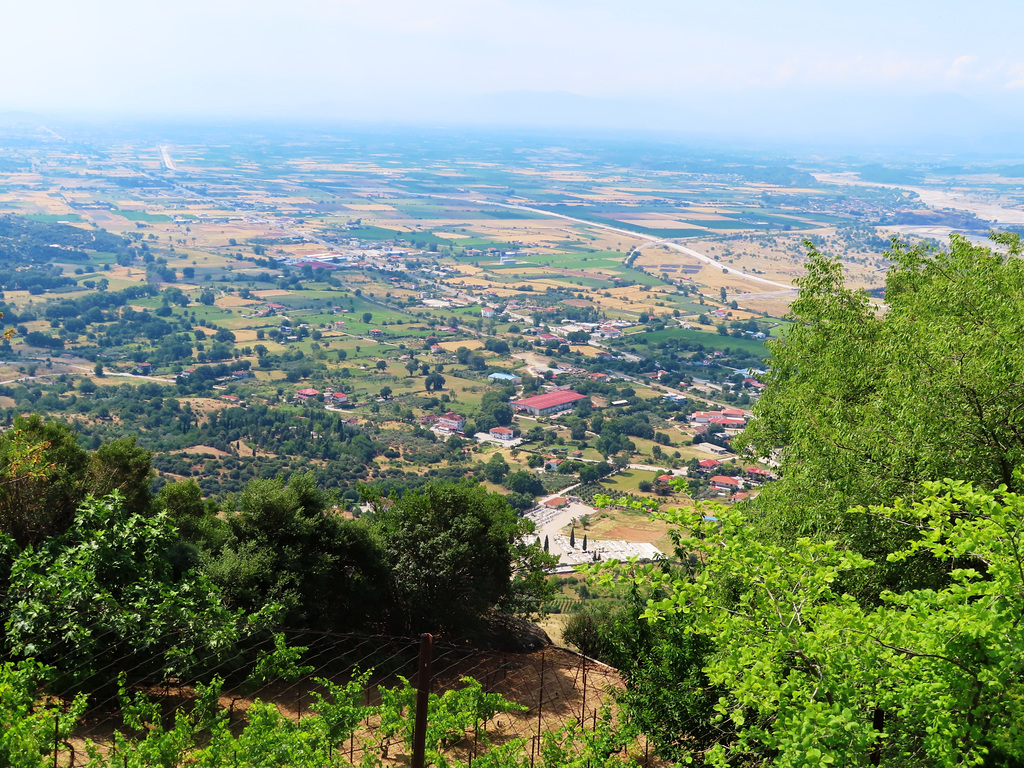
[
  {"xmin": 709, "ymin": 417, "xmax": 747, "ymax": 428},
  {"xmin": 489, "ymin": 426, "xmax": 515, "ymax": 441},
  {"xmin": 710, "ymin": 475, "xmax": 744, "ymax": 491},
  {"xmin": 691, "ymin": 409, "xmax": 747, "ymax": 425},
  {"xmin": 699, "ymin": 459, "xmax": 722, "ymax": 470},
  {"xmin": 369, "ymin": 329, "xmax": 384, "ymax": 338},
  {"xmin": 513, "ymin": 390, "xmax": 587, "ymax": 417},
  {"xmin": 544, "ymin": 496, "xmax": 568, "ymax": 508},
  {"xmin": 295, "ymin": 388, "xmax": 319, "ymax": 402},
  {"xmin": 438, "ymin": 412, "xmax": 466, "ymax": 432}
]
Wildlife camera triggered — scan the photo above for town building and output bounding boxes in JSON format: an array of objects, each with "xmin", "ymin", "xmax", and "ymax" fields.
[
  {"xmin": 710, "ymin": 475, "xmax": 744, "ymax": 491},
  {"xmin": 488, "ymin": 372, "xmax": 522, "ymax": 385},
  {"xmin": 512, "ymin": 390, "xmax": 587, "ymax": 417},
  {"xmin": 295, "ymin": 388, "xmax": 319, "ymax": 402},
  {"xmin": 437, "ymin": 412, "xmax": 466, "ymax": 432},
  {"xmin": 489, "ymin": 426, "xmax": 515, "ymax": 441}
]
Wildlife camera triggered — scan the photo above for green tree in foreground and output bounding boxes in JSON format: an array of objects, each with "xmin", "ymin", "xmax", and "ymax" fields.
[
  {"xmin": 203, "ymin": 472, "xmax": 388, "ymax": 632},
  {"xmin": 366, "ymin": 481, "xmax": 556, "ymax": 635},
  {"xmin": 740, "ymin": 233, "xmax": 1024, "ymax": 599},
  {"xmin": 4, "ymin": 493, "xmax": 265, "ymax": 693},
  {"xmin": 596, "ymin": 481, "xmax": 1024, "ymax": 766}
]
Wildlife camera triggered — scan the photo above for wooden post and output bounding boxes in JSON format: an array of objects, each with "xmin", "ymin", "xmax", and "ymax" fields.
[
  {"xmin": 536, "ymin": 653, "xmax": 545, "ymax": 742},
  {"xmin": 580, "ymin": 658, "xmax": 587, "ymax": 727},
  {"xmin": 411, "ymin": 634, "xmax": 434, "ymax": 768}
]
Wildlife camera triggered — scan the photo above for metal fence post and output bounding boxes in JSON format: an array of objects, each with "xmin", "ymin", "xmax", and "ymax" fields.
[{"xmin": 411, "ymin": 633, "xmax": 434, "ymax": 768}]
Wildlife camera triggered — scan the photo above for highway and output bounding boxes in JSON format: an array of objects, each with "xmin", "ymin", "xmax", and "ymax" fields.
[{"xmin": 411, "ymin": 192, "xmax": 794, "ymax": 290}]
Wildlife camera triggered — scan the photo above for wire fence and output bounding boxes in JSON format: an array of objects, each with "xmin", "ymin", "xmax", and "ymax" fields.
[{"xmin": 32, "ymin": 628, "xmax": 654, "ymax": 767}]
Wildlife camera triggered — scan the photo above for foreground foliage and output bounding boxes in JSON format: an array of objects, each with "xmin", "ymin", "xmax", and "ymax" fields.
[
  {"xmin": 594, "ymin": 480, "xmax": 1024, "ymax": 766},
  {"xmin": 741, "ymin": 232, "xmax": 1024, "ymax": 600},
  {"xmin": 0, "ymin": 661, "xmax": 639, "ymax": 768}
]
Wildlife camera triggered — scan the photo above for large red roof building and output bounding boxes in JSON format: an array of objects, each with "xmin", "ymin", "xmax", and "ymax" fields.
[{"xmin": 512, "ymin": 390, "xmax": 587, "ymax": 417}]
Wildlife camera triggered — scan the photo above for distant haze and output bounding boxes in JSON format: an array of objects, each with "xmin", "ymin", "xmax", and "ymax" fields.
[{"xmin": 5, "ymin": 0, "xmax": 1024, "ymax": 151}]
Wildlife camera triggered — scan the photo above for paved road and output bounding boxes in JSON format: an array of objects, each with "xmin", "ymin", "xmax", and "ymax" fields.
[
  {"xmin": 158, "ymin": 145, "xmax": 176, "ymax": 172},
  {"xmin": 410, "ymin": 192, "xmax": 793, "ymax": 290}
]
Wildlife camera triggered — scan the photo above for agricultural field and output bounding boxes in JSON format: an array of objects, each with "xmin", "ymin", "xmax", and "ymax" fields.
[{"xmin": 1, "ymin": 121, "xmax": 1017, "ymax": 533}]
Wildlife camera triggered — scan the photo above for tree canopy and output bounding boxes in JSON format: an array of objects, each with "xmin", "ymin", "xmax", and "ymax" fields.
[
  {"xmin": 365, "ymin": 481, "xmax": 555, "ymax": 635},
  {"xmin": 739, "ymin": 233, "xmax": 1024, "ymax": 597}
]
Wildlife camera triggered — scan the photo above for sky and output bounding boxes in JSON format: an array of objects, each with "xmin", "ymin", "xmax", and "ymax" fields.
[{"xmin": 4, "ymin": 0, "xmax": 1023, "ymax": 149}]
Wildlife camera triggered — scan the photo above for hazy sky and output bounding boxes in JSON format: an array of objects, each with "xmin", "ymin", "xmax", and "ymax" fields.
[{"xmin": 5, "ymin": 0, "xmax": 1023, "ymax": 147}]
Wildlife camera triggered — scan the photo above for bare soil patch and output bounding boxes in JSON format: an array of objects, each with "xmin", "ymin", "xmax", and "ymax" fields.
[
  {"xmin": 172, "ymin": 445, "xmax": 231, "ymax": 457},
  {"xmin": 602, "ymin": 526, "xmax": 665, "ymax": 543}
]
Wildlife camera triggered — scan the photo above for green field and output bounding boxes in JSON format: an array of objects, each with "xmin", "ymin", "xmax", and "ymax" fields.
[
  {"xmin": 632, "ymin": 326, "xmax": 771, "ymax": 357},
  {"xmin": 114, "ymin": 209, "xmax": 172, "ymax": 223}
]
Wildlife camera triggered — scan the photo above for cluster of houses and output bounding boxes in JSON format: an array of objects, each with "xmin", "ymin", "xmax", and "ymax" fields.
[
  {"xmin": 419, "ymin": 412, "xmax": 467, "ymax": 435},
  {"xmin": 693, "ymin": 459, "xmax": 776, "ymax": 502},
  {"xmin": 689, "ymin": 408, "xmax": 748, "ymax": 430},
  {"xmin": 294, "ymin": 389, "xmax": 349, "ymax": 406}
]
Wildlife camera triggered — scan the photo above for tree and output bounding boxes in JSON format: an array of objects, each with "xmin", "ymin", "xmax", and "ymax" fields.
[
  {"xmin": 569, "ymin": 527, "xmax": 576, "ymax": 548},
  {"xmin": 4, "ymin": 493, "xmax": 249, "ymax": 693},
  {"xmin": 740, "ymin": 233, "xmax": 1024, "ymax": 600},
  {"xmin": 379, "ymin": 386, "xmax": 393, "ymax": 399},
  {"xmin": 603, "ymin": 481, "xmax": 1024, "ymax": 766},
  {"xmin": 205, "ymin": 473, "xmax": 387, "ymax": 632},
  {"xmin": 424, "ymin": 372, "xmax": 446, "ymax": 392},
  {"xmin": 567, "ymin": 417, "xmax": 588, "ymax": 442},
  {"xmin": 94, "ymin": 361, "xmax": 104, "ymax": 377},
  {"xmin": 155, "ymin": 479, "xmax": 211, "ymax": 545},
  {"xmin": 362, "ymin": 312, "xmax": 373, "ymax": 324},
  {"xmin": 375, "ymin": 360, "xmax": 387, "ymax": 371},
  {"xmin": 0, "ymin": 417, "xmax": 91, "ymax": 547},
  {"xmin": 484, "ymin": 453, "xmax": 509, "ymax": 484},
  {"xmin": 367, "ymin": 481, "xmax": 553, "ymax": 634},
  {"xmin": 90, "ymin": 435, "xmax": 154, "ymax": 517},
  {"xmin": 505, "ymin": 470, "xmax": 544, "ymax": 496}
]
